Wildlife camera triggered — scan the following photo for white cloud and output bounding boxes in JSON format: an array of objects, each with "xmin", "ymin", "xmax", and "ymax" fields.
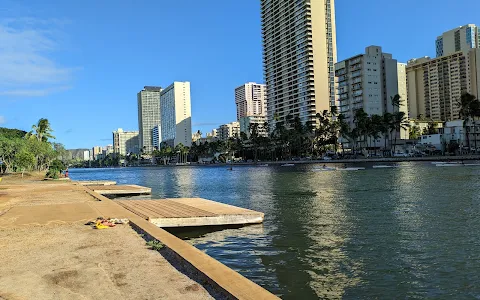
[
  {"xmin": 0, "ymin": 17, "xmax": 75, "ymax": 97},
  {"xmin": 0, "ymin": 86, "xmax": 72, "ymax": 97},
  {"xmin": 0, "ymin": 116, "xmax": 5, "ymax": 124}
]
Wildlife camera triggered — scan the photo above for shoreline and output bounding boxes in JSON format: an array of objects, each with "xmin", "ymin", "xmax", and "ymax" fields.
[{"xmin": 72, "ymin": 155, "xmax": 480, "ymax": 170}]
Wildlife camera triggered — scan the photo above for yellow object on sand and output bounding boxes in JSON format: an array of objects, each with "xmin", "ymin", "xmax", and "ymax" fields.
[
  {"xmin": 95, "ymin": 222, "xmax": 110, "ymax": 229},
  {"xmin": 0, "ymin": 178, "xmax": 2, "ymax": 183}
]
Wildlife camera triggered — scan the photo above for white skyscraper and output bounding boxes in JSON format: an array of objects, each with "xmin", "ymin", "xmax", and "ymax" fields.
[
  {"xmin": 160, "ymin": 82, "xmax": 192, "ymax": 147},
  {"xmin": 235, "ymin": 82, "xmax": 267, "ymax": 120},
  {"xmin": 335, "ymin": 46, "xmax": 407, "ymax": 139},
  {"xmin": 137, "ymin": 86, "xmax": 162, "ymax": 153}
]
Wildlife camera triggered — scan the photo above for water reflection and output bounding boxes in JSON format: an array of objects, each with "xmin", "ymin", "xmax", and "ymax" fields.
[{"xmin": 303, "ymin": 171, "xmax": 359, "ymax": 299}]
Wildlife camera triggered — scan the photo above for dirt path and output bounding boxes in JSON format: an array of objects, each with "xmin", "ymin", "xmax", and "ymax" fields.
[{"xmin": 0, "ymin": 178, "xmax": 213, "ymax": 300}]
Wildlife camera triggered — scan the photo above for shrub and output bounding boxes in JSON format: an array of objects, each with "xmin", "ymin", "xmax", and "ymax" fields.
[
  {"xmin": 146, "ymin": 240, "xmax": 164, "ymax": 251},
  {"xmin": 45, "ymin": 159, "xmax": 65, "ymax": 179}
]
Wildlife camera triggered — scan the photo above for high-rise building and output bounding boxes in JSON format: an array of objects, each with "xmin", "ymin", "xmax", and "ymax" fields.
[
  {"xmin": 261, "ymin": 0, "xmax": 337, "ymax": 129},
  {"xmin": 239, "ymin": 115, "xmax": 268, "ymax": 138},
  {"xmin": 92, "ymin": 146, "xmax": 102, "ymax": 160},
  {"xmin": 152, "ymin": 125, "xmax": 161, "ymax": 149},
  {"xmin": 406, "ymin": 49, "xmax": 480, "ymax": 121},
  {"xmin": 192, "ymin": 131, "xmax": 202, "ymax": 143},
  {"xmin": 335, "ymin": 46, "xmax": 408, "ymax": 124},
  {"xmin": 113, "ymin": 128, "xmax": 139, "ymax": 156},
  {"xmin": 217, "ymin": 122, "xmax": 240, "ymax": 141},
  {"xmin": 436, "ymin": 24, "xmax": 479, "ymax": 57},
  {"xmin": 83, "ymin": 150, "xmax": 90, "ymax": 161},
  {"xmin": 160, "ymin": 82, "xmax": 192, "ymax": 147},
  {"xmin": 137, "ymin": 86, "xmax": 162, "ymax": 153},
  {"xmin": 206, "ymin": 129, "xmax": 217, "ymax": 138},
  {"xmin": 235, "ymin": 82, "xmax": 267, "ymax": 120}
]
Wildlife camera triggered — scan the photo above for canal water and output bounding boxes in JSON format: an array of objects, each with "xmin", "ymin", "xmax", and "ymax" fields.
[{"xmin": 70, "ymin": 162, "xmax": 480, "ymax": 299}]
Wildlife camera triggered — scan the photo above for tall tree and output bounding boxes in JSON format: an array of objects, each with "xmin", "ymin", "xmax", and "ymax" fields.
[
  {"xmin": 29, "ymin": 118, "xmax": 55, "ymax": 142},
  {"xmin": 391, "ymin": 112, "xmax": 410, "ymax": 154},
  {"xmin": 458, "ymin": 93, "xmax": 477, "ymax": 153}
]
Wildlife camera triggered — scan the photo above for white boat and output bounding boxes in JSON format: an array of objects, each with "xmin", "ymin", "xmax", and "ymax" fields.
[
  {"xmin": 435, "ymin": 163, "xmax": 463, "ymax": 167},
  {"xmin": 258, "ymin": 164, "xmax": 269, "ymax": 167},
  {"xmin": 281, "ymin": 163, "xmax": 295, "ymax": 167},
  {"xmin": 373, "ymin": 165, "xmax": 398, "ymax": 169},
  {"xmin": 336, "ymin": 167, "xmax": 366, "ymax": 171},
  {"xmin": 431, "ymin": 161, "xmax": 461, "ymax": 164},
  {"xmin": 464, "ymin": 163, "xmax": 480, "ymax": 166}
]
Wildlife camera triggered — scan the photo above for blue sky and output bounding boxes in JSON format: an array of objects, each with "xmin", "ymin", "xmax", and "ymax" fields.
[{"xmin": 1, "ymin": 0, "xmax": 479, "ymax": 149}]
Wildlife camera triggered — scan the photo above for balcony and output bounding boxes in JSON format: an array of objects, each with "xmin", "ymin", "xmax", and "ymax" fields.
[
  {"xmin": 351, "ymin": 71, "xmax": 362, "ymax": 78},
  {"xmin": 350, "ymin": 57, "xmax": 362, "ymax": 65},
  {"xmin": 337, "ymin": 87, "xmax": 348, "ymax": 95},
  {"xmin": 352, "ymin": 84, "xmax": 362, "ymax": 91},
  {"xmin": 353, "ymin": 90, "xmax": 363, "ymax": 97}
]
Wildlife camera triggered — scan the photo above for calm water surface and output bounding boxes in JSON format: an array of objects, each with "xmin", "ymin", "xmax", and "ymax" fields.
[{"xmin": 70, "ymin": 162, "xmax": 480, "ymax": 299}]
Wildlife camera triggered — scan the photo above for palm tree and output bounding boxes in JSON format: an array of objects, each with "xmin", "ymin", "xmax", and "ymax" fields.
[
  {"xmin": 337, "ymin": 114, "xmax": 349, "ymax": 156},
  {"xmin": 391, "ymin": 94, "xmax": 402, "ymax": 113},
  {"xmin": 409, "ymin": 125, "xmax": 421, "ymax": 140},
  {"xmin": 381, "ymin": 113, "xmax": 393, "ymax": 153},
  {"xmin": 29, "ymin": 118, "xmax": 55, "ymax": 142},
  {"xmin": 471, "ymin": 99, "xmax": 480, "ymax": 152},
  {"xmin": 370, "ymin": 114, "xmax": 383, "ymax": 156},
  {"xmin": 249, "ymin": 123, "xmax": 260, "ymax": 162},
  {"xmin": 353, "ymin": 109, "xmax": 368, "ymax": 152},
  {"xmin": 391, "ymin": 111, "xmax": 410, "ymax": 154},
  {"xmin": 458, "ymin": 93, "xmax": 476, "ymax": 153}
]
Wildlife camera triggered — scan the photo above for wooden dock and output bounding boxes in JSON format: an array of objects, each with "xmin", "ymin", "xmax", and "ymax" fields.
[
  {"xmin": 87, "ymin": 184, "xmax": 151, "ymax": 196},
  {"xmin": 76, "ymin": 180, "xmax": 117, "ymax": 186},
  {"xmin": 115, "ymin": 198, "xmax": 264, "ymax": 227}
]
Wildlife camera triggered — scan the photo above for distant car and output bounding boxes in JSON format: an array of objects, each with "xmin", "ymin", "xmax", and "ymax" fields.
[
  {"xmin": 393, "ymin": 152, "xmax": 409, "ymax": 157},
  {"xmin": 322, "ymin": 156, "xmax": 332, "ymax": 160}
]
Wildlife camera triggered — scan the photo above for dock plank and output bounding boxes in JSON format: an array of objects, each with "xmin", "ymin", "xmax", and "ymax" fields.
[
  {"xmin": 115, "ymin": 198, "xmax": 264, "ymax": 228},
  {"xmin": 87, "ymin": 184, "xmax": 151, "ymax": 196}
]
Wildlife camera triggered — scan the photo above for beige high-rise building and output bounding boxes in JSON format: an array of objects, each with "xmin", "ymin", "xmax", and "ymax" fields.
[
  {"xmin": 160, "ymin": 82, "xmax": 192, "ymax": 147},
  {"xmin": 92, "ymin": 146, "xmax": 102, "ymax": 160},
  {"xmin": 436, "ymin": 24, "xmax": 479, "ymax": 57},
  {"xmin": 235, "ymin": 82, "xmax": 267, "ymax": 120},
  {"xmin": 261, "ymin": 0, "xmax": 337, "ymax": 129},
  {"xmin": 113, "ymin": 128, "xmax": 139, "ymax": 156},
  {"xmin": 137, "ymin": 86, "xmax": 162, "ymax": 153},
  {"xmin": 406, "ymin": 49, "xmax": 480, "ymax": 121}
]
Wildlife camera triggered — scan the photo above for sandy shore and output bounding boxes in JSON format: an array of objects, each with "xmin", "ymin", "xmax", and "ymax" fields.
[{"xmin": 0, "ymin": 176, "xmax": 213, "ymax": 300}]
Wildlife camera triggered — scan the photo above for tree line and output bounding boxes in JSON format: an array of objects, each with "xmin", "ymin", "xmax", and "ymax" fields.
[{"xmin": 0, "ymin": 119, "xmax": 66, "ymax": 177}]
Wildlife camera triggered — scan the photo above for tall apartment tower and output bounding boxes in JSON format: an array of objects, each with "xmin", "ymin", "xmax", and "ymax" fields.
[
  {"xmin": 261, "ymin": 0, "xmax": 337, "ymax": 129},
  {"xmin": 137, "ymin": 86, "xmax": 162, "ymax": 153},
  {"xmin": 406, "ymin": 49, "xmax": 480, "ymax": 121},
  {"xmin": 436, "ymin": 24, "xmax": 479, "ymax": 57},
  {"xmin": 234, "ymin": 82, "xmax": 267, "ymax": 120},
  {"xmin": 160, "ymin": 82, "xmax": 192, "ymax": 147},
  {"xmin": 335, "ymin": 46, "xmax": 407, "ymax": 125}
]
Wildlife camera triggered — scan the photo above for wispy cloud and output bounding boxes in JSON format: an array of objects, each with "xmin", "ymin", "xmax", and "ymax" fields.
[
  {"xmin": 0, "ymin": 16, "xmax": 76, "ymax": 97},
  {"xmin": 0, "ymin": 86, "xmax": 72, "ymax": 97},
  {"xmin": 0, "ymin": 116, "xmax": 5, "ymax": 124}
]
